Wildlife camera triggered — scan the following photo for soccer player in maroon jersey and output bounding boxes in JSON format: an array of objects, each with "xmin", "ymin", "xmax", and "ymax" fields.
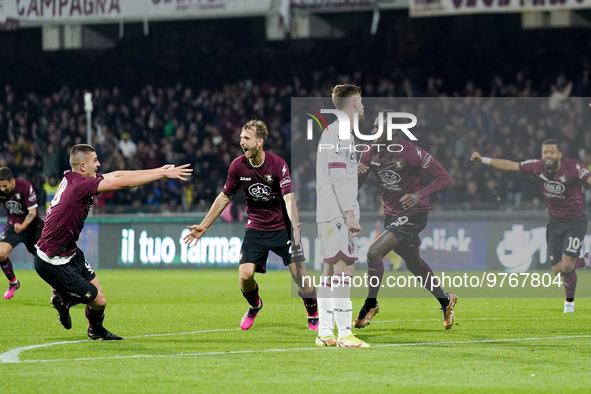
[
  {"xmin": 34, "ymin": 144, "xmax": 192, "ymax": 339},
  {"xmin": 183, "ymin": 120, "xmax": 318, "ymax": 330},
  {"xmin": 0, "ymin": 167, "xmax": 44, "ymax": 299},
  {"xmin": 355, "ymin": 112, "xmax": 459, "ymax": 330},
  {"xmin": 471, "ymin": 139, "xmax": 591, "ymax": 313}
]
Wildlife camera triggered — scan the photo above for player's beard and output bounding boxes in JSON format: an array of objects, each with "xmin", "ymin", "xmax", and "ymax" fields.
[{"xmin": 544, "ymin": 159, "xmax": 559, "ymax": 172}]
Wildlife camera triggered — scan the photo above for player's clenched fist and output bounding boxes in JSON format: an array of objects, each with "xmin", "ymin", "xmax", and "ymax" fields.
[{"xmin": 470, "ymin": 152, "xmax": 482, "ymax": 163}]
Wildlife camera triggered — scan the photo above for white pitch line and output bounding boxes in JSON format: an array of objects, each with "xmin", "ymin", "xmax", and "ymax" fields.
[
  {"xmin": 3, "ymin": 335, "xmax": 591, "ymax": 364},
  {"xmin": 0, "ymin": 340, "xmax": 89, "ymax": 364},
  {"xmin": 373, "ymin": 315, "xmax": 591, "ymax": 324},
  {"xmin": 0, "ymin": 328, "xmax": 240, "ymax": 364},
  {"xmin": 2, "ymin": 315, "xmax": 589, "ymax": 363}
]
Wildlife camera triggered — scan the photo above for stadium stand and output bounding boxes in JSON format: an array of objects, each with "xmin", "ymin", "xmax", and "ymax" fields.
[{"xmin": 1, "ymin": 17, "xmax": 591, "ymax": 215}]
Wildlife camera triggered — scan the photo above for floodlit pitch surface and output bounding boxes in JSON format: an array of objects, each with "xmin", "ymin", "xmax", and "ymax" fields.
[{"xmin": 1, "ymin": 270, "xmax": 591, "ymax": 392}]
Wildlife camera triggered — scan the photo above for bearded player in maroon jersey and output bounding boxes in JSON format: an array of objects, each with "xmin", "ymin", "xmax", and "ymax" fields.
[
  {"xmin": 471, "ymin": 139, "xmax": 591, "ymax": 313},
  {"xmin": 0, "ymin": 167, "xmax": 44, "ymax": 299},
  {"xmin": 356, "ymin": 111, "xmax": 459, "ymax": 330},
  {"xmin": 35, "ymin": 144, "xmax": 192, "ymax": 339},
  {"xmin": 183, "ymin": 120, "xmax": 318, "ymax": 331}
]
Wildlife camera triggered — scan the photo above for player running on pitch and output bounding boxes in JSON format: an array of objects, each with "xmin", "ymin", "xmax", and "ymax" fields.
[
  {"xmin": 0, "ymin": 167, "xmax": 44, "ymax": 299},
  {"xmin": 183, "ymin": 119, "xmax": 318, "ymax": 331},
  {"xmin": 355, "ymin": 110, "xmax": 459, "ymax": 330},
  {"xmin": 471, "ymin": 139, "xmax": 591, "ymax": 313}
]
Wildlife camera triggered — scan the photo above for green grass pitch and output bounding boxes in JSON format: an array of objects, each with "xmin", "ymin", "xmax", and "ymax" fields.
[{"xmin": 1, "ymin": 269, "xmax": 591, "ymax": 392}]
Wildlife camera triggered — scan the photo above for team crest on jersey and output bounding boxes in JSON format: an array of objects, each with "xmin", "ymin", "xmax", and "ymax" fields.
[
  {"xmin": 264, "ymin": 174, "xmax": 274, "ymax": 184},
  {"xmin": 15, "ymin": 193, "xmax": 20, "ymax": 200},
  {"xmin": 393, "ymin": 158, "xmax": 406, "ymax": 171},
  {"xmin": 559, "ymin": 175, "xmax": 566, "ymax": 183},
  {"xmin": 348, "ymin": 242, "xmax": 355, "ymax": 254}
]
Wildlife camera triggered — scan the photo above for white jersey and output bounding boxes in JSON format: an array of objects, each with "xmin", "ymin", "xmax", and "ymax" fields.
[{"xmin": 316, "ymin": 121, "xmax": 360, "ymax": 223}]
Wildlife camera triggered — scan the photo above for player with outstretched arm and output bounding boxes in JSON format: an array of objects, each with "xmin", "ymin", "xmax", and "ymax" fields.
[
  {"xmin": 471, "ymin": 139, "xmax": 591, "ymax": 313},
  {"xmin": 183, "ymin": 120, "xmax": 318, "ymax": 331},
  {"xmin": 35, "ymin": 144, "xmax": 192, "ymax": 339}
]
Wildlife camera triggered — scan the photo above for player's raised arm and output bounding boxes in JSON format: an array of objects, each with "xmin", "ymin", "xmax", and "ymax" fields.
[
  {"xmin": 102, "ymin": 165, "xmax": 176, "ymax": 180},
  {"xmin": 470, "ymin": 151, "xmax": 520, "ymax": 172},
  {"xmin": 97, "ymin": 164, "xmax": 192, "ymax": 192},
  {"xmin": 183, "ymin": 192, "xmax": 232, "ymax": 246}
]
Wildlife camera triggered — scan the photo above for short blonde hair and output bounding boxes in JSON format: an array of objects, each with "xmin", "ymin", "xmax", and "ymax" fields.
[
  {"xmin": 242, "ymin": 119, "xmax": 268, "ymax": 142},
  {"xmin": 332, "ymin": 84, "xmax": 362, "ymax": 110},
  {"xmin": 70, "ymin": 144, "xmax": 96, "ymax": 168}
]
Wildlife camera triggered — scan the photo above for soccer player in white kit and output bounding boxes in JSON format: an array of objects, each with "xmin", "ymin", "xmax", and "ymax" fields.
[{"xmin": 315, "ymin": 84, "xmax": 369, "ymax": 348}]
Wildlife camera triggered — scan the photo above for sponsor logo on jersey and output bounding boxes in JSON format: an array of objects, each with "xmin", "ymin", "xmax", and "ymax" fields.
[
  {"xmin": 378, "ymin": 170, "xmax": 402, "ymax": 191},
  {"xmin": 378, "ymin": 170, "xmax": 401, "ymax": 185},
  {"xmin": 248, "ymin": 183, "xmax": 272, "ymax": 201},
  {"xmin": 544, "ymin": 181, "xmax": 565, "ymax": 194},
  {"xmin": 4, "ymin": 201, "xmax": 23, "ymax": 214},
  {"xmin": 279, "ymin": 177, "xmax": 291, "ymax": 188},
  {"xmin": 421, "ymin": 154, "xmax": 433, "ymax": 169}
]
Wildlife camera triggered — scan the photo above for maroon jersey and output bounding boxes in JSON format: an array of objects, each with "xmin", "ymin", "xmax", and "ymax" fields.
[
  {"xmin": 37, "ymin": 171, "xmax": 103, "ymax": 257},
  {"xmin": 0, "ymin": 178, "xmax": 43, "ymax": 228},
  {"xmin": 223, "ymin": 152, "xmax": 291, "ymax": 231},
  {"xmin": 359, "ymin": 139, "xmax": 451, "ymax": 217},
  {"xmin": 519, "ymin": 157, "xmax": 591, "ymax": 219}
]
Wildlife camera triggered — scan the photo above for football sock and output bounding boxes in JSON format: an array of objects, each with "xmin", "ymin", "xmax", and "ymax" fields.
[
  {"xmin": 563, "ymin": 270, "xmax": 577, "ymax": 302},
  {"xmin": 1, "ymin": 257, "xmax": 16, "ymax": 282},
  {"xmin": 242, "ymin": 285, "xmax": 261, "ymax": 309},
  {"xmin": 438, "ymin": 296, "xmax": 450, "ymax": 309},
  {"xmin": 332, "ymin": 276, "xmax": 353, "ymax": 339},
  {"xmin": 317, "ymin": 276, "xmax": 334, "ymax": 337},
  {"xmin": 298, "ymin": 289, "xmax": 318, "ymax": 317},
  {"xmin": 85, "ymin": 305, "xmax": 105, "ymax": 329},
  {"xmin": 366, "ymin": 259, "xmax": 384, "ymax": 306},
  {"xmin": 574, "ymin": 257, "xmax": 585, "ymax": 270}
]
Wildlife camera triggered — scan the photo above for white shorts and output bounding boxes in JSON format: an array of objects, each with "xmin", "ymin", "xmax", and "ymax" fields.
[{"xmin": 318, "ymin": 217, "xmax": 358, "ymax": 264}]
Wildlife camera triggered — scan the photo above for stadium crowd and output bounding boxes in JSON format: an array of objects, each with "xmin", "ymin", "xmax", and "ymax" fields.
[{"xmin": 1, "ymin": 25, "xmax": 591, "ymax": 215}]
